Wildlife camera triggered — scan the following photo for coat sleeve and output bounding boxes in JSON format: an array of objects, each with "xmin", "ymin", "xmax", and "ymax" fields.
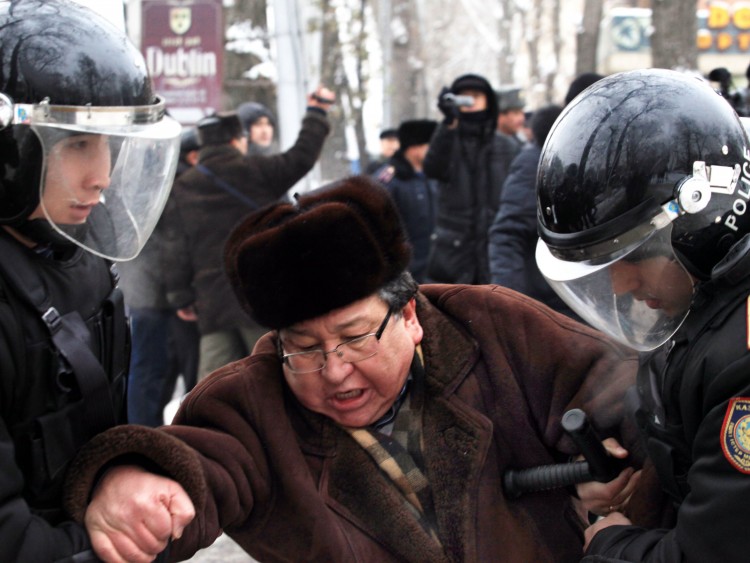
[
  {"xmin": 245, "ymin": 109, "xmax": 331, "ymax": 198},
  {"xmin": 423, "ymin": 123, "xmax": 455, "ymax": 182},
  {"xmin": 64, "ymin": 357, "xmax": 284, "ymax": 561},
  {"xmin": 488, "ymin": 148, "xmax": 538, "ymax": 291}
]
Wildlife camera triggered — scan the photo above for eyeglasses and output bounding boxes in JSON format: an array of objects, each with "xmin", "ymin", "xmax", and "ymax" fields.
[{"xmin": 279, "ymin": 308, "xmax": 393, "ymax": 374}]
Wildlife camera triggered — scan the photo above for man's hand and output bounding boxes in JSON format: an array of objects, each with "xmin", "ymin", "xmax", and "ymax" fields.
[
  {"xmin": 176, "ymin": 306, "xmax": 197, "ymax": 322},
  {"xmin": 437, "ymin": 86, "xmax": 459, "ymax": 125},
  {"xmin": 84, "ymin": 465, "xmax": 195, "ymax": 563},
  {"xmin": 575, "ymin": 438, "xmax": 641, "ymax": 517},
  {"xmin": 584, "ymin": 511, "xmax": 632, "ymax": 552},
  {"xmin": 307, "ymin": 85, "xmax": 336, "ymax": 111}
]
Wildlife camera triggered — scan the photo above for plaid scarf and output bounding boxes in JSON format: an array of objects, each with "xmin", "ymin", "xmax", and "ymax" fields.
[{"xmin": 342, "ymin": 347, "xmax": 441, "ymax": 544}]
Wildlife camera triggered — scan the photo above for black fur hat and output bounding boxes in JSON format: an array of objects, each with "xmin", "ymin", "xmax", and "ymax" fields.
[
  {"xmin": 224, "ymin": 175, "xmax": 412, "ymax": 329},
  {"xmin": 397, "ymin": 119, "xmax": 437, "ymax": 150},
  {"xmin": 196, "ymin": 111, "xmax": 244, "ymax": 146}
]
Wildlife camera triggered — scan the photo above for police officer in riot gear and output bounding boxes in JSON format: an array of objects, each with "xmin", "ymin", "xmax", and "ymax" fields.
[
  {"xmin": 536, "ymin": 68, "xmax": 750, "ymax": 561},
  {"xmin": 0, "ymin": 0, "xmax": 180, "ymax": 560}
]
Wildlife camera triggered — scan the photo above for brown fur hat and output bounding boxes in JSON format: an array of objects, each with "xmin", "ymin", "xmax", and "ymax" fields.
[{"xmin": 224, "ymin": 175, "xmax": 412, "ymax": 329}]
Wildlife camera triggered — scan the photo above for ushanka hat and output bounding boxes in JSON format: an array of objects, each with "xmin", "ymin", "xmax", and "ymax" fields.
[
  {"xmin": 224, "ymin": 175, "xmax": 412, "ymax": 329},
  {"xmin": 397, "ymin": 119, "xmax": 437, "ymax": 150}
]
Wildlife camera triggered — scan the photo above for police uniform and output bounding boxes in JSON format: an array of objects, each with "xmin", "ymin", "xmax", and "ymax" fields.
[
  {"xmin": 0, "ymin": 231, "xmax": 127, "ymax": 560},
  {"xmin": 585, "ymin": 265, "xmax": 750, "ymax": 561}
]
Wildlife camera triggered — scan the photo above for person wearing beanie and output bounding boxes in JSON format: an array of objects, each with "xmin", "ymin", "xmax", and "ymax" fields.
[
  {"xmin": 424, "ymin": 73, "xmax": 513, "ymax": 284},
  {"xmin": 236, "ymin": 101, "xmax": 276, "ymax": 155},
  {"xmin": 375, "ymin": 118, "xmax": 438, "ymax": 282},
  {"xmin": 160, "ymin": 86, "xmax": 335, "ymax": 382},
  {"xmin": 69, "ymin": 176, "xmax": 639, "ymax": 563}
]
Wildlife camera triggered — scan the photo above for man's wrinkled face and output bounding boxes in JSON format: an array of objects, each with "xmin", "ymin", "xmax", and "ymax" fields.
[
  {"xmin": 30, "ymin": 133, "xmax": 112, "ymax": 224},
  {"xmin": 278, "ymin": 294, "xmax": 423, "ymax": 428}
]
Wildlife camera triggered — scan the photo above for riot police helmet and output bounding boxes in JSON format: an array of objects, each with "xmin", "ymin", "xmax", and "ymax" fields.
[
  {"xmin": 0, "ymin": 0, "xmax": 181, "ymax": 260},
  {"xmin": 535, "ymin": 69, "xmax": 750, "ymax": 350}
]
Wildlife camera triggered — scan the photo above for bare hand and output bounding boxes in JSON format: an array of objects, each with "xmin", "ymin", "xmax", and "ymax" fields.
[
  {"xmin": 584, "ymin": 511, "xmax": 632, "ymax": 551},
  {"xmin": 176, "ymin": 306, "xmax": 197, "ymax": 322},
  {"xmin": 307, "ymin": 85, "xmax": 336, "ymax": 110},
  {"xmin": 85, "ymin": 465, "xmax": 195, "ymax": 563},
  {"xmin": 575, "ymin": 438, "xmax": 641, "ymax": 517}
]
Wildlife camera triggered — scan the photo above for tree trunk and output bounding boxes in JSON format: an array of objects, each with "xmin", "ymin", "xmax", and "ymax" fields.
[
  {"xmin": 317, "ymin": 0, "xmax": 351, "ymax": 180},
  {"xmin": 651, "ymin": 0, "xmax": 698, "ymax": 70},
  {"xmin": 576, "ymin": 0, "xmax": 604, "ymax": 75}
]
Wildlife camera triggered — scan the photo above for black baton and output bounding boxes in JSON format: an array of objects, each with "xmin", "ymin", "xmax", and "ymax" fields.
[{"xmin": 502, "ymin": 408, "xmax": 628, "ymax": 499}]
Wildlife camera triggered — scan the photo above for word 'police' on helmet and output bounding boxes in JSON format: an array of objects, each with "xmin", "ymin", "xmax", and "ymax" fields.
[
  {"xmin": 0, "ymin": 0, "xmax": 181, "ymax": 260},
  {"xmin": 535, "ymin": 68, "xmax": 750, "ymax": 350}
]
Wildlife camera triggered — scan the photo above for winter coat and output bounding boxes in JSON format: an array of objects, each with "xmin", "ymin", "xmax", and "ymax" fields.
[
  {"xmin": 161, "ymin": 109, "xmax": 330, "ymax": 335},
  {"xmin": 379, "ymin": 152, "xmax": 438, "ymax": 283},
  {"xmin": 66, "ymin": 284, "xmax": 638, "ymax": 563},
  {"xmin": 583, "ymin": 268, "xmax": 750, "ymax": 562},
  {"xmin": 488, "ymin": 143, "xmax": 578, "ymax": 319},
  {"xmin": 0, "ymin": 229, "xmax": 125, "ymax": 561},
  {"xmin": 423, "ymin": 121, "xmax": 520, "ymax": 285}
]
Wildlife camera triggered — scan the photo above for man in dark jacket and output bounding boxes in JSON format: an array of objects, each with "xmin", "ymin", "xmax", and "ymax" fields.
[
  {"xmin": 68, "ymin": 176, "xmax": 639, "ymax": 563},
  {"xmin": 376, "ymin": 118, "xmax": 438, "ymax": 282},
  {"xmin": 536, "ymin": 69, "xmax": 750, "ymax": 562},
  {"xmin": 162, "ymin": 88, "xmax": 334, "ymax": 380},
  {"xmin": 424, "ymin": 73, "xmax": 510, "ymax": 284}
]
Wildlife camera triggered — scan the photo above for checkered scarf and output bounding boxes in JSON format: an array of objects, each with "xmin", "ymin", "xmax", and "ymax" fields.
[{"xmin": 342, "ymin": 347, "xmax": 441, "ymax": 544}]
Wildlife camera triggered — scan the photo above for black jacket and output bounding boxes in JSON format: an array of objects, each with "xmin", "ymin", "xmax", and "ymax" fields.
[
  {"xmin": 423, "ymin": 119, "xmax": 518, "ymax": 284},
  {"xmin": 0, "ymin": 229, "xmax": 123, "ymax": 561},
  {"xmin": 161, "ymin": 109, "xmax": 330, "ymax": 335},
  {"xmin": 488, "ymin": 143, "xmax": 577, "ymax": 319},
  {"xmin": 584, "ymin": 261, "xmax": 750, "ymax": 561},
  {"xmin": 379, "ymin": 152, "xmax": 437, "ymax": 283}
]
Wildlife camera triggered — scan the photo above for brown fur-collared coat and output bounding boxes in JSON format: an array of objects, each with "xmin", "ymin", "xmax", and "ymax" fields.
[{"xmin": 66, "ymin": 284, "xmax": 638, "ymax": 562}]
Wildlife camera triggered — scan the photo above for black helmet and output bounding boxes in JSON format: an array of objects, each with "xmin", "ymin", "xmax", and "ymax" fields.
[
  {"xmin": 535, "ymin": 69, "xmax": 750, "ymax": 350},
  {"xmin": 0, "ymin": 0, "xmax": 181, "ymax": 260}
]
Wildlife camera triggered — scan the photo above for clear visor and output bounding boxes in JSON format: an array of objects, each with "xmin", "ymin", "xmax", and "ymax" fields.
[
  {"xmin": 536, "ymin": 223, "xmax": 694, "ymax": 351},
  {"xmin": 31, "ymin": 109, "xmax": 180, "ymax": 261}
]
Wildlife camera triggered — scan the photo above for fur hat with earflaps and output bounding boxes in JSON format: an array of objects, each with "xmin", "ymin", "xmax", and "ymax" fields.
[{"xmin": 224, "ymin": 175, "xmax": 412, "ymax": 329}]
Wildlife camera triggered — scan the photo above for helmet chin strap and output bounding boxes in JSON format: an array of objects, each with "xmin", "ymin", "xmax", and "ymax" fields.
[{"xmin": 15, "ymin": 218, "xmax": 84, "ymax": 251}]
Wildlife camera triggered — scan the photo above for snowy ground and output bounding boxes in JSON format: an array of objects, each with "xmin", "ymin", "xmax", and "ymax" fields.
[{"xmin": 182, "ymin": 533, "xmax": 256, "ymax": 562}]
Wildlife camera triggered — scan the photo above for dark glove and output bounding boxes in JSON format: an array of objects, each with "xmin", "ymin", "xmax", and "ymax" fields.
[{"xmin": 437, "ymin": 86, "xmax": 458, "ymax": 124}]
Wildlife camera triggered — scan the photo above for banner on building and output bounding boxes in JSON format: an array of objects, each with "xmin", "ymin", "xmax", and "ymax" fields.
[{"xmin": 141, "ymin": 0, "xmax": 223, "ymax": 124}]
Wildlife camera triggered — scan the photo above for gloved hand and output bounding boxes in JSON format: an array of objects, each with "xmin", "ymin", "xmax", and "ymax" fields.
[{"xmin": 437, "ymin": 86, "xmax": 458, "ymax": 124}]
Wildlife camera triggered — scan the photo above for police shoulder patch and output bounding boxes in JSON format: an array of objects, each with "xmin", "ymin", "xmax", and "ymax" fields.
[{"xmin": 721, "ymin": 397, "xmax": 750, "ymax": 474}]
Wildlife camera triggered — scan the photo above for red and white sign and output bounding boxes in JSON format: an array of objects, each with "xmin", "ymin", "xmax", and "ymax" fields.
[{"xmin": 141, "ymin": 0, "xmax": 224, "ymax": 124}]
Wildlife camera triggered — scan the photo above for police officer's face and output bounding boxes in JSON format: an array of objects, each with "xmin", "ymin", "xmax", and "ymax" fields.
[
  {"xmin": 30, "ymin": 134, "xmax": 112, "ymax": 224},
  {"xmin": 279, "ymin": 294, "xmax": 423, "ymax": 428},
  {"xmin": 609, "ymin": 256, "xmax": 695, "ymax": 318}
]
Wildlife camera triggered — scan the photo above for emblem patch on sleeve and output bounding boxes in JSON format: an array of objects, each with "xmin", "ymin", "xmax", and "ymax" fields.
[{"xmin": 721, "ymin": 398, "xmax": 750, "ymax": 474}]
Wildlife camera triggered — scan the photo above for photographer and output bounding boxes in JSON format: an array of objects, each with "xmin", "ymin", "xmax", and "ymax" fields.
[{"xmin": 423, "ymin": 73, "xmax": 510, "ymax": 284}]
